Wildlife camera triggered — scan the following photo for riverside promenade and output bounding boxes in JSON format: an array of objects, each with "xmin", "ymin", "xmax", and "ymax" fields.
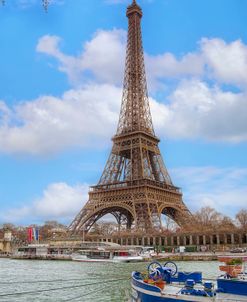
[{"xmin": 147, "ymin": 251, "xmax": 247, "ymax": 262}]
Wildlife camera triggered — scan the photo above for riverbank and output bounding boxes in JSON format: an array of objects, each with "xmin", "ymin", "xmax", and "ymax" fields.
[
  {"xmin": 4, "ymin": 251, "xmax": 247, "ymax": 262},
  {"xmin": 149, "ymin": 251, "xmax": 247, "ymax": 262},
  {"xmin": 153, "ymin": 253, "xmax": 218, "ymax": 261}
]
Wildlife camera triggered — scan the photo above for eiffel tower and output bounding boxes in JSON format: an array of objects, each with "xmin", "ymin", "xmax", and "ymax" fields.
[{"xmin": 69, "ymin": 0, "xmax": 191, "ymax": 234}]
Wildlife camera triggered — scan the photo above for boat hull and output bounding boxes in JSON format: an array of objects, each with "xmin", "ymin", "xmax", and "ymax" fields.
[
  {"xmin": 131, "ymin": 284, "xmax": 205, "ymax": 302},
  {"xmin": 71, "ymin": 255, "xmax": 143, "ymax": 263},
  {"xmin": 217, "ymin": 278, "xmax": 247, "ymax": 296},
  {"xmin": 131, "ymin": 283, "xmax": 247, "ymax": 302},
  {"xmin": 131, "ymin": 272, "xmax": 247, "ymax": 302},
  {"xmin": 72, "ymin": 258, "xmax": 112, "ymax": 262},
  {"xmin": 131, "ymin": 273, "xmax": 213, "ymax": 302}
]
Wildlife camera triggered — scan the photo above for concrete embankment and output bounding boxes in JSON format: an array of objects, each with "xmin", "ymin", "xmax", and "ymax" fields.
[{"xmin": 149, "ymin": 252, "xmax": 247, "ymax": 262}]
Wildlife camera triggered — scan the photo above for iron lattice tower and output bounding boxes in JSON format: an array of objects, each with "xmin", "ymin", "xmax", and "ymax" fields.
[{"xmin": 69, "ymin": 0, "xmax": 191, "ymax": 234}]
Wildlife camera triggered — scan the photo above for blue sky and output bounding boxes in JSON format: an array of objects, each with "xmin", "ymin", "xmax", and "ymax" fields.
[{"xmin": 0, "ymin": 0, "xmax": 247, "ymax": 226}]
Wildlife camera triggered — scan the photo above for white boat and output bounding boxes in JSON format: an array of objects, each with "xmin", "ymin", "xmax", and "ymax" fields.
[
  {"xmin": 139, "ymin": 246, "xmax": 167, "ymax": 259},
  {"xmin": 12, "ymin": 244, "xmax": 71, "ymax": 260},
  {"xmin": 72, "ymin": 248, "xmax": 143, "ymax": 263}
]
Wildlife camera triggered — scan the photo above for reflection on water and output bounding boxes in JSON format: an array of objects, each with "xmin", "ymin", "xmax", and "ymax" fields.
[{"xmin": 0, "ymin": 259, "xmax": 220, "ymax": 302}]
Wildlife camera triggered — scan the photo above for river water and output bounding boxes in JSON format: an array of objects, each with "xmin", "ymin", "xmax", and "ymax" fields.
[{"xmin": 0, "ymin": 259, "xmax": 220, "ymax": 302}]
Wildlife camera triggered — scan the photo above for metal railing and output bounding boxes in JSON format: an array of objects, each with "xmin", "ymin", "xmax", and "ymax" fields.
[{"xmin": 90, "ymin": 179, "xmax": 181, "ymax": 193}]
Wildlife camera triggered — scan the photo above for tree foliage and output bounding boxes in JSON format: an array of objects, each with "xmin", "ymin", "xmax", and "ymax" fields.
[
  {"xmin": 236, "ymin": 209, "xmax": 247, "ymax": 231},
  {"xmin": 193, "ymin": 206, "xmax": 235, "ymax": 232}
]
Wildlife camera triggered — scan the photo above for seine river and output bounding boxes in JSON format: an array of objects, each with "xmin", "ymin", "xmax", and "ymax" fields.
[{"xmin": 0, "ymin": 259, "xmax": 220, "ymax": 302}]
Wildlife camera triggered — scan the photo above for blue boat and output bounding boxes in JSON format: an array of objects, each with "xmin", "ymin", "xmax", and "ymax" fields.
[{"xmin": 130, "ymin": 257, "xmax": 247, "ymax": 301}]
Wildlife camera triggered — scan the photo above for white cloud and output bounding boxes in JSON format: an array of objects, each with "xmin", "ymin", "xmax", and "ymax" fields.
[
  {"xmin": 151, "ymin": 79, "xmax": 247, "ymax": 142},
  {"xmin": 1, "ymin": 78, "xmax": 247, "ymax": 156},
  {"xmin": 201, "ymin": 38, "xmax": 247, "ymax": 87},
  {"xmin": 1, "ymin": 31, "xmax": 247, "ymax": 157},
  {"xmin": 146, "ymin": 38, "xmax": 247, "ymax": 90},
  {"xmin": 0, "ymin": 84, "xmax": 121, "ymax": 155},
  {"xmin": 146, "ymin": 52, "xmax": 204, "ymax": 89},
  {"xmin": 36, "ymin": 30, "xmax": 205, "ymax": 89},
  {"xmin": 35, "ymin": 30, "xmax": 247, "ymax": 143},
  {"xmin": 37, "ymin": 30, "xmax": 204, "ymax": 88},
  {"xmin": 37, "ymin": 30, "xmax": 247, "ymax": 91},
  {"xmin": 35, "ymin": 31, "xmax": 247, "ymax": 144},
  {"xmin": 147, "ymin": 38, "xmax": 247, "ymax": 88},
  {"xmin": 37, "ymin": 30, "xmax": 126, "ymax": 86},
  {"xmin": 1, "ymin": 182, "xmax": 88, "ymax": 224},
  {"xmin": 171, "ymin": 166, "xmax": 247, "ymax": 217}
]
